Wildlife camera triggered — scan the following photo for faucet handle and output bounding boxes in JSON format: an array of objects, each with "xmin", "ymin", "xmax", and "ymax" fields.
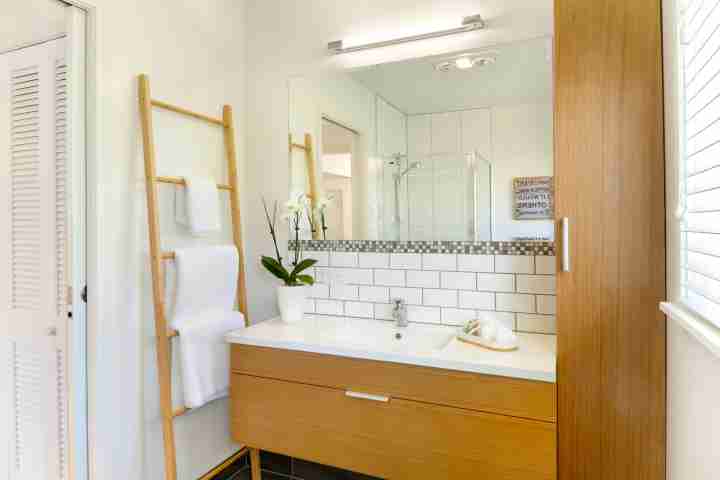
[{"xmin": 391, "ymin": 298, "xmax": 405, "ymax": 309}]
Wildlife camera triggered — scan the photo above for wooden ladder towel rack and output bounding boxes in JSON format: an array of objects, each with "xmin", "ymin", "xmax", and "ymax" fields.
[
  {"xmin": 138, "ymin": 74, "xmax": 260, "ymax": 480},
  {"xmin": 289, "ymin": 133, "xmax": 321, "ymax": 240}
]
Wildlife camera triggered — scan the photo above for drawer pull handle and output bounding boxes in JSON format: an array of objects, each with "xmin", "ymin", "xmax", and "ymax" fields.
[{"xmin": 345, "ymin": 391, "xmax": 390, "ymax": 403}]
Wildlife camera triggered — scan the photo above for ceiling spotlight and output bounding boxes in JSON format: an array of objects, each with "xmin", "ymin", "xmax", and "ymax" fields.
[
  {"xmin": 434, "ymin": 55, "xmax": 496, "ymax": 72},
  {"xmin": 455, "ymin": 57, "xmax": 475, "ymax": 70}
]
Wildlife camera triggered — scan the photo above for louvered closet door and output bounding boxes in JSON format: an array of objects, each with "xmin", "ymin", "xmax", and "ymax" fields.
[{"xmin": 0, "ymin": 38, "xmax": 69, "ymax": 480}]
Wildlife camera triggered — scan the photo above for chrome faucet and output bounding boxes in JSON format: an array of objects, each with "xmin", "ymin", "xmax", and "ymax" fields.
[{"xmin": 391, "ymin": 298, "xmax": 408, "ymax": 328}]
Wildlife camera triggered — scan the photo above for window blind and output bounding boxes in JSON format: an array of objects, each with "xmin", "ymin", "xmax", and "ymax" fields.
[{"xmin": 680, "ymin": 0, "xmax": 720, "ymax": 327}]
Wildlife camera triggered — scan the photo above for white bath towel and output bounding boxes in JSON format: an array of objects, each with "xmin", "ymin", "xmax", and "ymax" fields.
[
  {"xmin": 174, "ymin": 176, "xmax": 221, "ymax": 236},
  {"xmin": 171, "ymin": 245, "xmax": 245, "ymax": 409}
]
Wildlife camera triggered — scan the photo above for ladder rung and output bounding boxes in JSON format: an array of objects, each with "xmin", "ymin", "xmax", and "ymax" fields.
[
  {"xmin": 154, "ymin": 176, "xmax": 232, "ymax": 191},
  {"xmin": 290, "ymin": 142, "xmax": 308, "ymax": 151},
  {"xmin": 167, "ymin": 329, "xmax": 179, "ymax": 338},
  {"xmin": 151, "ymin": 99, "xmax": 225, "ymax": 126},
  {"xmin": 161, "ymin": 251, "xmax": 176, "ymax": 261},
  {"xmin": 172, "ymin": 407, "xmax": 190, "ymax": 418}
]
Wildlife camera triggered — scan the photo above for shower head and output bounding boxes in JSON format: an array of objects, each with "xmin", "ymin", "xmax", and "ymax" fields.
[
  {"xmin": 387, "ymin": 153, "xmax": 408, "ymax": 167},
  {"xmin": 396, "ymin": 161, "xmax": 421, "ymax": 179}
]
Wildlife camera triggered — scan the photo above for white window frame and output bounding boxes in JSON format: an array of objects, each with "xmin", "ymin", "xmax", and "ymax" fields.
[{"xmin": 662, "ymin": 0, "xmax": 720, "ymax": 358}]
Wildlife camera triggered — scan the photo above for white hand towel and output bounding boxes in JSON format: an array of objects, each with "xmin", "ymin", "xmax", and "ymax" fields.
[
  {"xmin": 174, "ymin": 176, "xmax": 221, "ymax": 236},
  {"xmin": 171, "ymin": 245, "xmax": 245, "ymax": 409},
  {"xmin": 474, "ymin": 314, "xmax": 518, "ymax": 349}
]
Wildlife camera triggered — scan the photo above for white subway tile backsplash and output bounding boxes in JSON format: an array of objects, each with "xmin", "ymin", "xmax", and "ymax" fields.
[
  {"xmin": 309, "ymin": 251, "xmax": 329, "ymax": 267},
  {"xmin": 304, "ymin": 249, "xmax": 555, "ymax": 336},
  {"xmin": 476, "ymin": 273, "xmax": 515, "ymax": 292},
  {"xmin": 305, "ymin": 298, "xmax": 316, "ymax": 314},
  {"xmin": 330, "ymin": 251, "xmax": 358, "ymax": 267},
  {"xmin": 457, "ymin": 254, "xmax": 493, "ymax": 272},
  {"xmin": 345, "ymin": 301, "xmax": 374, "ymax": 319},
  {"xmin": 330, "ymin": 284, "xmax": 359, "ymax": 301},
  {"xmin": 477, "ymin": 310, "xmax": 516, "ymax": 331},
  {"xmin": 315, "ymin": 299, "xmax": 343, "ymax": 316},
  {"xmin": 407, "ymin": 305, "xmax": 441, "ymax": 324},
  {"xmin": 535, "ymin": 255, "xmax": 557, "ymax": 275},
  {"xmin": 389, "ymin": 287, "xmax": 423, "ymax": 305},
  {"xmin": 374, "ymin": 269, "xmax": 406, "ymax": 287},
  {"xmin": 310, "ymin": 283, "xmax": 330, "ymax": 299},
  {"xmin": 441, "ymin": 271, "xmax": 476, "ymax": 290},
  {"xmin": 516, "ymin": 275, "xmax": 557, "ymax": 295},
  {"xmin": 319, "ymin": 267, "xmax": 373, "ymax": 285},
  {"xmin": 495, "ymin": 255, "xmax": 534, "ymax": 274},
  {"xmin": 374, "ymin": 303, "xmax": 394, "ymax": 320},
  {"xmin": 423, "ymin": 289, "xmax": 458, "ymax": 307},
  {"xmin": 422, "ymin": 253, "xmax": 457, "ymax": 271},
  {"xmin": 517, "ymin": 314, "xmax": 557, "ymax": 334},
  {"xmin": 358, "ymin": 286, "xmax": 390, "ymax": 303},
  {"xmin": 358, "ymin": 252, "xmax": 390, "ymax": 268},
  {"xmin": 496, "ymin": 293, "xmax": 536, "ymax": 313},
  {"xmin": 390, "ymin": 253, "xmax": 422, "ymax": 269},
  {"xmin": 537, "ymin": 295, "xmax": 557, "ymax": 315},
  {"xmin": 441, "ymin": 308, "xmax": 476, "ymax": 326},
  {"xmin": 458, "ymin": 291, "xmax": 495, "ymax": 310},
  {"xmin": 406, "ymin": 270, "xmax": 440, "ymax": 288}
]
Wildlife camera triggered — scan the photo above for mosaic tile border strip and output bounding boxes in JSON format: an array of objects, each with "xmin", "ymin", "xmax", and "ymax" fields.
[{"xmin": 290, "ymin": 240, "xmax": 555, "ymax": 256}]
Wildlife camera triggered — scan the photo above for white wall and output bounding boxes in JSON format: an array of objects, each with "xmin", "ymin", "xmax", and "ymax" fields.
[
  {"xmin": 83, "ymin": 1, "xmax": 247, "ymax": 479},
  {"xmin": 668, "ymin": 323, "xmax": 720, "ymax": 480},
  {"xmin": 492, "ymin": 102, "xmax": 554, "ymax": 241},
  {"xmin": 246, "ymin": 0, "xmax": 553, "ymax": 323},
  {"xmin": 1, "ymin": 0, "xmax": 66, "ymax": 52}
]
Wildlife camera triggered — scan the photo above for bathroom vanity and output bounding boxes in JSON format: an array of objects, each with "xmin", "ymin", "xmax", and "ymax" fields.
[{"xmin": 227, "ymin": 316, "xmax": 557, "ymax": 479}]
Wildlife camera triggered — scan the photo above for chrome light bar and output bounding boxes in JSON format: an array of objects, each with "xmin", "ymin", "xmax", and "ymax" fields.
[{"xmin": 328, "ymin": 14, "xmax": 486, "ymax": 55}]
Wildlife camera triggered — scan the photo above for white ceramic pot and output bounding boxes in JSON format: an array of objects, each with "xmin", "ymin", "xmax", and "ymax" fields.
[{"xmin": 277, "ymin": 285, "xmax": 308, "ymax": 323}]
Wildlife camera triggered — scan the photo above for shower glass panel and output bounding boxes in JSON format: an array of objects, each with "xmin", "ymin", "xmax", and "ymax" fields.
[{"xmin": 381, "ymin": 152, "xmax": 491, "ymax": 241}]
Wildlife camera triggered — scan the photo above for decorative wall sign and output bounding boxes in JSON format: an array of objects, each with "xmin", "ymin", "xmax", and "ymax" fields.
[{"xmin": 513, "ymin": 176, "xmax": 554, "ymax": 220}]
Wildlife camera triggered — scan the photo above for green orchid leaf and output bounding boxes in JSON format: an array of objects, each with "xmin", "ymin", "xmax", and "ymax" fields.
[
  {"xmin": 296, "ymin": 274, "xmax": 315, "ymax": 285},
  {"xmin": 261, "ymin": 256, "xmax": 291, "ymax": 283},
  {"xmin": 290, "ymin": 258, "xmax": 318, "ymax": 277}
]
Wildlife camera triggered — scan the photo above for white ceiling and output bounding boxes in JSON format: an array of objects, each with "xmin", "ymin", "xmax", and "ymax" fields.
[
  {"xmin": 1, "ymin": 0, "xmax": 66, "ymax": 52},
  {"xmin": 350, "ymin": 37, "xmax": 552, "ymax": 114}
]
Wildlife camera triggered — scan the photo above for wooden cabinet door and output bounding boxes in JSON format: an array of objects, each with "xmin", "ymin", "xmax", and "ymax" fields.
[{"xmin": 554, "ymin": 1, "xmax": 666, "ymax": 479}]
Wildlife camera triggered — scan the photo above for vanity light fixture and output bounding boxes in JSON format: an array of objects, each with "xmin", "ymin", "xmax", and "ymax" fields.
[
  {"xmin": 434, "ymin": 55, "xmax": 496, "ymax": 72},
  {"xmin": 328, "ymin": 14, "xmax": 486, "ymax": 55}
]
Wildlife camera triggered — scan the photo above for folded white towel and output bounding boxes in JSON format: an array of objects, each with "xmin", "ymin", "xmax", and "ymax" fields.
[
  {"xmin": 171, "ymin": 245, "xmax": 244, "ymax": 409},
  {"xmin": 477, "ymin": 314, "xmax": 518, "ymax": 349},
  {"xmin": 463, "ymin": 315, "xmax": 518, "ymax": 350},
  {"xmin": 174, "ymin": 176, "xmax": 221, "ymax": 236}
]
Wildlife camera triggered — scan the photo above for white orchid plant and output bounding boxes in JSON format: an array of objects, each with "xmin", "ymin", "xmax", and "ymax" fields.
[
  {"xmin": 315, "ymin": 194, "xmax": 334, "ymax": 240},
  {"xmin": 261, "ymin": 194, "xmax": 317, "ymax": 287}
]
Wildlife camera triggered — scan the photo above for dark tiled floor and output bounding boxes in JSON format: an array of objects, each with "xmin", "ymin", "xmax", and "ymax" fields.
[{"xmin": 225, "ymin": 451, "xmax": 382, "ymax": 480}]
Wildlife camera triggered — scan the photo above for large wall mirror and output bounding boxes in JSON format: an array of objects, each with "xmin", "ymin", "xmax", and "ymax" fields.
[{"xmin": 289, "ymin": 36, "xmax": 553, "ymax": 243}]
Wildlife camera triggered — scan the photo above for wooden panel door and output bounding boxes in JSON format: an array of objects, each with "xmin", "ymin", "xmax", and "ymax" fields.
[{"xmin": 555, "ymin": 1, "xmax": 666, "ymax": 479}]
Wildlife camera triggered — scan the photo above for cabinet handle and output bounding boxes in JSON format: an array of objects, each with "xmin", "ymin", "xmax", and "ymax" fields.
[
  {"xmin": 561, "ymin": 217, "xmax": 571, "ymax": 272},
  {"xmin": 345, "ymin": 391, "xmax": 390, "ymax": 403}
]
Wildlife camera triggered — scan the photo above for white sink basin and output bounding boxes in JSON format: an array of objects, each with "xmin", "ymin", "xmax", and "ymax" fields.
[{"xmin": 318, "ymin": 320, "xmax": 456, "ymax": 353}]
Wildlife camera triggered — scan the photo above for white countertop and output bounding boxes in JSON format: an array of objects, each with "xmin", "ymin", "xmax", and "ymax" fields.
[{"xmin": 226, "ymin": 315, "xmax": 556, "ymax": 383}]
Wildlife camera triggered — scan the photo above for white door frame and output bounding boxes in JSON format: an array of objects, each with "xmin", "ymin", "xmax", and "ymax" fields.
[
  {"xmin": 61, "ymin": 2, "xmax": 98, "ymax": 479},
  {"xmin": 65, "ymin": 5, "xmax": 89, "ymax": 480}
]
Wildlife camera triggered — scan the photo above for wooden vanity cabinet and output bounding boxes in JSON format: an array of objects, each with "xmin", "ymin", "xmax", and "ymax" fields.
[{"xmin": 230, "ymin": 345, "xmax": 557, "ymax": 480}]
